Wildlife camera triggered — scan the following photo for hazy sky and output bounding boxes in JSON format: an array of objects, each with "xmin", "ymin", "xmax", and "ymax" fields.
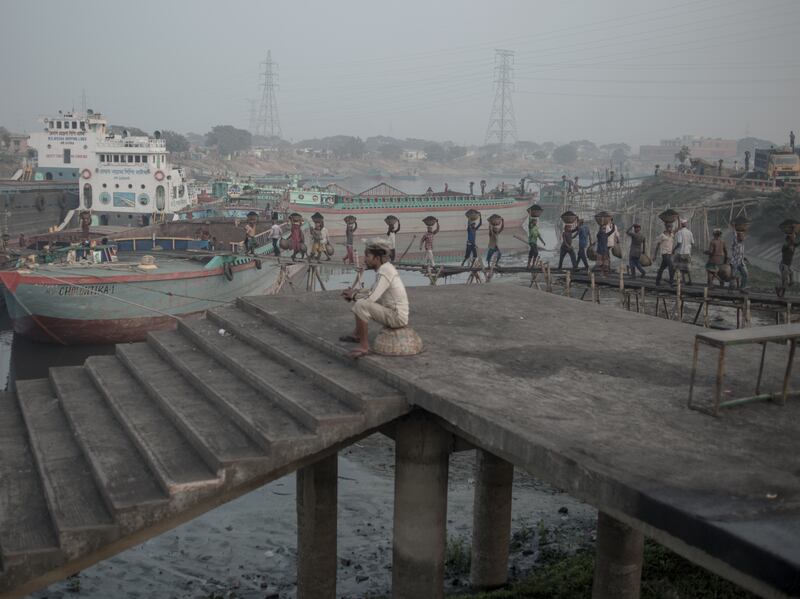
[{"xmin": 1, "ymin": 0, "xmax": 798, "ymax": 148}]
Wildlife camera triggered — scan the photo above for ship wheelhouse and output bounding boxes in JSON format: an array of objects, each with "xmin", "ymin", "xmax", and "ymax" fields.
[{"xmin": 78, "ymin": 131, "xmax": 193, "ymax": 223}]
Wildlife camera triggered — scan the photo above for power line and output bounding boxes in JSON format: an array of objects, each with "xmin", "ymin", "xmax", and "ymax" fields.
[{"xmin": 485, "ymin": 49, "xmax": 517, "ymax": 146}]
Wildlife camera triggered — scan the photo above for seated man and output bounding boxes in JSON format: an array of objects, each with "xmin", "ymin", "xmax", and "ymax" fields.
[{"xmin": 341, "ymin": 238, "xmax": 409, "ymax": 358}]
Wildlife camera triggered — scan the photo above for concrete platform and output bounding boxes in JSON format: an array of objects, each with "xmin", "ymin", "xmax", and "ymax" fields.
[
  {"xmin": 0, "ymin": 303, "xmax": 411, "ymax": 597},
  {"xmin": 245, "ymin": 284, "xmax": 800, "ymax": 598}
]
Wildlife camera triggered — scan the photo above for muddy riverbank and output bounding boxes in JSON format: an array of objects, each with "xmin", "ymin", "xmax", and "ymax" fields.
[{"xmin": 31, "ymin": 434, "xmax": 596, "ymax": 599}]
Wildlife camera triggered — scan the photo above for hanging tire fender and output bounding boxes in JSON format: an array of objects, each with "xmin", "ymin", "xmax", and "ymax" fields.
[
  {"xmin": 223, "ymin": 261, "xmax": 234, "ymax": 281},
  {"xmin": 35, "ymin": 195, "xmax": 46, "ymax": 211},
  {"xmin": 254, "ymin": 258, "xmax": 262, "ymax": 270}
]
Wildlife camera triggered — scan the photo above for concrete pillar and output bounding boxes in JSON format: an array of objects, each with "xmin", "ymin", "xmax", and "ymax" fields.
[
  {"xmin": 296, "ymin": 453, "xmax": 338, "ymax": 599},
  {"xmin": 592, "ymin": 511, "xmax": 644, "ymax": 599},
  {"xmin": 392, "ymin": 413, "xmax": 450, "ymax": 599},
  {"xmin": 470, "ymin": 449, "xmax": 514, "ymax": 590}
]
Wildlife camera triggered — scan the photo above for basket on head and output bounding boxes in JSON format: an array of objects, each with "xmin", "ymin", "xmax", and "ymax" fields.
[
  {"xmin": 289, "ymin": 212, "xmax": 304, "ymax": 224},
  {"xmin": 527, "ymin": 205, "xmax": 544, "ymax": 217},
  {"xmin": 487, "ymin": 214, "xmax": 503, "ymax": 225},
  {"xmin": 733, "ymin": 215, "xmax": 751, "ymax": 233},
  {"xmin": 560, "ymin": 210, "xmax": 578, "ymax": 224},
  {"xmin": 465, "ymin": 209, "xmax": 481, "ymax": 221},
  {"xmin": 658, "ymin": 209, "xmax": 679, "ymax": 224},
  {"xmin": 311, "ymin": 211, "xmax": 324, "ymax": 223},
  {"xmin": 779, "ymin": 219, "xmax": 800, "ymax": 235},
  {"xmin": 384, "ymin": 215, "xmax": 399, "ymax": 225},
  {"xmin": 422, "ymin": 215, "xmax": 438, "ymax": 227},
  {"xmin": 594, "ymin": 211, "xmax": 612, "ymax": 226},
  {"xmin": 344, "ymin": 215, "xmax": 357, "ymax": 224}
]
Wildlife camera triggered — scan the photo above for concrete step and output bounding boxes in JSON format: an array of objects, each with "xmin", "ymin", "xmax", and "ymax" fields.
[
  {"xmin": 85, "ymin": 356, "xmax": 222, "ymax": 496},
  {"xmin": 48, "ymin": 367, "xmax": 168, "ymax": 516},
  {"xmin": 115, "ymin": 343, "xmax": 267, "ymax": 476},
  {"xmin": 240, "ymin": 296, "xmax": 350, "ymax": 361},
  {"xmin": 207, "ymin": 305, "xmax": 407, "ymax": 412},
  {"xmin": 0, "ymin": 389, "xmax": 62, "ymax": 577},
  {"xmin": 147, "ymin": 330, "xmax": 317, "ymax": 454},
  {"xmin": 14, "ymin": 380, "xmax": 117, "ymax": 561},
  {"xmin": 177, "ymin": 318, "xmax": 363, "ymax": 432}
]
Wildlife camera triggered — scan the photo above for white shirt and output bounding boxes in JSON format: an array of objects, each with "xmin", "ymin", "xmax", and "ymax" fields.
[
  {"xmin": 674, "ymin": 227, "xmax": 694, "ymax": 255},
  {"xmin": 657, "ymin": 232, "xmax": 674, "ymax": 255},
  {"xmin": 362, "ymin": 262, "xmax": 409, "ymax": 321},
  {"xmin": 605, "ymin": 223, "xmax": 619, "ymax": 247},
  {"xmin": 269, "ymin": 224, "xmax": 282, "ymax": 239}
]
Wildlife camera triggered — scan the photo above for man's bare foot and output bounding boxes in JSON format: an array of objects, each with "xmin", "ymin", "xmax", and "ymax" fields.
[
  {"xmin": 349, "ymin": 346, "xmax": 369, "ymax": 359},
  {"xmin": 339, "ymin": 334, "xmax": 360, "ymax": 343}
]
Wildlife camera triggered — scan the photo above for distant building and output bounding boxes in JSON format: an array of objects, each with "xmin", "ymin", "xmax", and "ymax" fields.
[
  {"xmin": 639, "ymin": 135, "xmax": 738, "ymax": 163},
  {"xmin": 404, "ymin": 150, "xmax": 427, "ymax": 160},
  {"xmin": 1, "ymin": 133, "xmax": 29, "ymax": 155}
]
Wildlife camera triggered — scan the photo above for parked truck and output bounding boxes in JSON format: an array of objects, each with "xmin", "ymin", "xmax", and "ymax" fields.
[{"xmin": 754, "ymin": 147, "xmax": 800, "ymax": 182}]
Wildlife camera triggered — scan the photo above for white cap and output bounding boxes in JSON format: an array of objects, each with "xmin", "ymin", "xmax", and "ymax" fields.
[{"xmin": 364, "ymin": 237, "xmax": 391, "ymax": 252}]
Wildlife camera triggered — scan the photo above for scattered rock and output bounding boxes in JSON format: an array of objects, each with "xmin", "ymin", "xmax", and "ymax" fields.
[
  {"xmin": 558, "ymin": 506, "xmax": 569, "ymax": 515},
  {"xmin": 355, "ymin": 575, "xmax": 369, "ymax": 583},
  {"xmin": 340, "ymin": 558, "xmax": 352, "ymax": 567}
]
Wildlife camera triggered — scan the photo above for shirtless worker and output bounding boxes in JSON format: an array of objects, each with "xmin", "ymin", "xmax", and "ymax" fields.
[
  {"xmin": 486, "ymin": 217, "xmax": 505, "ymax": 266},
  {"xmin": 340, "ymin": 238, "xmax": 409, "ymax": 359}
]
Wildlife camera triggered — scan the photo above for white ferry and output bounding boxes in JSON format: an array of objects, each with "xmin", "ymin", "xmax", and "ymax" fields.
[{"xmin": 27, "ymin": 110, "xmax": 195, "ymax": 227}]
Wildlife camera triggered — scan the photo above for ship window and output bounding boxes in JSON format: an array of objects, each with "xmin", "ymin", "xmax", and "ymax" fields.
[
  {"xmin": 83, "ymin": 183, "xmax": 92, "ymax": 209},
  {"xmin": 72, "ymin": 121, "xmax": 77, "ymax": 129},
  {"xmin": 156, "ymin": 185, "xmax": 165, "ymax": 211},
  {"xmin": 141, "ymin": 184, "xmax": 146, "ymax": 189},
  {"xmin": 56, "ymin": 121, "xmax": 62, "ymax": 129},
  {"xmin": 80, "ymin": 122, "xmax": 85, "ymax": 131},
  {"xmin": 102, "ymin": 183, "xmax": 107, "ymax": 188},
  {"xmin": 134, "ymin": 156, "xmax": 140, "ymax": 163},
  {"xmin": 45, "ymin": 172, "xmax": 53, "ymax": 180},
  {"xmin": 99, "ymin": 154, "xmax": 104, "ymax": 162},
  {"xmin": 48, "ymin": 121, "xmax": 54, "ymax": 128},
  {"xmin": 128, "ymin": 184, "xmax": 133, "ymax": 189},
  {"xmin": 63, "ymin": 149, "xmax": 71, "ymax": 164},
  {"xmin": 126, "ymin": 155, "xmax": 131, "ymax": 163},
  {"xmin": 115, "ymin": 184, "xmax": 119, "ymax": 188}
]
